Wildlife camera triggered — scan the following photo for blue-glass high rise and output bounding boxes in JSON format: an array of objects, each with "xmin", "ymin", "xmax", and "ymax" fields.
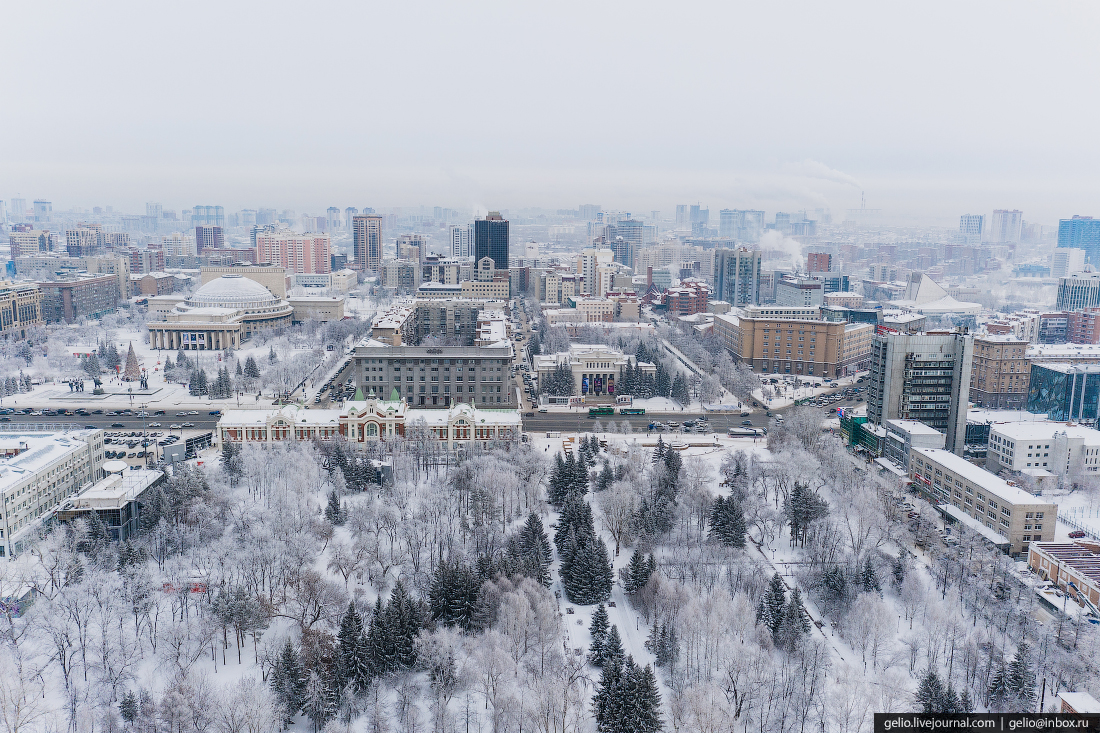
[
  {"xmin": 1057, "ymin": 215, "xmax": 1100, "ymax": 264},
  {"xmin": 474, "ymin": 212, "xmax": 509, "ymax": 270}
]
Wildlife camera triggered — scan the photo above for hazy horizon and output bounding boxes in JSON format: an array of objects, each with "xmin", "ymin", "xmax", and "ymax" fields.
[{"xmin": 4, "ymin": 0, "xmax": 1099, "ymax": 224}]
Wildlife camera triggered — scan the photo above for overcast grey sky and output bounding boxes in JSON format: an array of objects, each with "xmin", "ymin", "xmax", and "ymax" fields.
[{"xmin": 3, "ymin": 0, "xmax": 1098, "ymax": 223}]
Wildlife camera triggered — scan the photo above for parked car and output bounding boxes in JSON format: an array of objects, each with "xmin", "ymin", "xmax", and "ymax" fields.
[
  {"xmin": 149, "ymin": 422, "xmax": 162, "ymax": 427},
  {"xmin": 170, "ymin": 424, "xmax": 182, "ymax": 429},
  {"xmin": 182, "ymin": 422, "xmax": 195, "ymax": 428},
  {"xmin": 111, "ymin": 423, "xmax": 125, "ymax": 428},
  {"xmin": 1068, "ymin": 530, "xmax": 1087, "ymax": 539}
]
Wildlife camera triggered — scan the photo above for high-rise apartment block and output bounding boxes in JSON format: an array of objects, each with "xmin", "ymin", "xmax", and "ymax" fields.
[
  {"xmin": 9, "ymin": 198, "xmax": 26, "ymax": 223},
  {"xmin": 713, "ymin": 247, "xmax": 762, "ymax": 305},
  {"xmin": 255, "ymin": 232, "xmax": 332, "ymax": 274},
  {"xmin": 989, "ymin": 210, "xmax": 1023, "ymax": 243},
  {"xmin": 9, "ymin": 230, "xmax": 55, "ymax": 258},
  {"xmin": 192, "ymin": 205, "xmax": 225, "ymax": 227},
  {"xmin": 195, "ymin": 225, "xmax": 224, "ymax": 252},
  {"xmin": 718, "ymin": 209, "xmax": 765, "ymax": 241},
  {"xmin": 65, "ymin": 228, "xmax": 99, "ymax": 257},
  {"xmin": 33, "ymin": 200, "xmax": 51, "ymax": 224},
  {"xmin": 353, "ymin": 215, "xmax": 384, "ymax": 271},
  {"xmin": 578, "ymin": 249, "xmax": 614, "ymax": 295},
  {"xmin": 474, "ymin": 212, "xmax": 509, "ymax": 270},
  {"xmin": 1052, "ymin": 248, "xmax": 1086, "ymax": 279},
  {"xmin": 866, "ymin": 331, "xmax": 973, "ymax": 455},
  {"xmin": 397, "ymin": 234, "xmax": 428, "ymax": 263},
  {"xmin": 776, "ymin": 277, "xmax": 824, "ymax": 307},
  {"xmin": 969, "ymin": 334, "xmax": 1030, "ymax": 409},
  {"xmin": 450, "ymin": 225, "xmax": 473, "ymax": 258},
  {"xmin": 1058, "ymin": 216, "xmax": 1100, "ymax": 265}
]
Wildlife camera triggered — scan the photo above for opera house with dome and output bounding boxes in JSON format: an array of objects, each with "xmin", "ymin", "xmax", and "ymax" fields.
[{"xmin": 147, "ymin": 274, "xmax": 294, "ymax": 350}]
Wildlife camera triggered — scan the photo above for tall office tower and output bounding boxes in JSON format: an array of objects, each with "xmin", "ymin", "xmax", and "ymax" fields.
[
  {"xmin": 0, "ymin": 200, "xmax": 6, "ymax": 223},
  {"xmin": 146, "ymin": 203, "xmax": 162, "ymax": 218},
  {"xmin": 713, "ymin": 247, "xmax": 763, "ymax": 305},
  {"xmin": 718, "ymin": 209, "xmax": 765, "ymax": 241},
  {"xmin": 1058, "ymin": 215, "xmax": 1100, "ymax": 265},
  {"xmin": 10, "ymin": 198, "xmax": 26, "ymax": 224},
  {"xmin": 326, "ymin": 207, "xmax": 341, "ymax": 231},
  {"xmin": 344, "ymin": 207, "xmax": 358, "ymax": 230},
  {"xmin": 603, "ymin": 219, "xmax": 653, "ymax": 270},
  {"xmin": 450, "ymin": 225, "xmax": 472, "ymax": 258},
  {"xmin": 578, "ymin": 204, "xmax": 601, "ymax": 220},
  {"xmin": 256, "ymin": 208, "xmax": 277, "ymax": 226},
  {"xmin": 353, "ymin": 215, "xmax": 384, "ymax": 271},
  {"xmin": 690, "ymin": 203, "xmax": 708, "ymax": 226},
  {"xmin": 807, "ymin": 252, "xmax": 832, "ymax": 273},
  {"xmin": 239, "ymin": 209, "xmax": 257, "ymax": 227},
  {"xmin": 675, "ymin": 205, "xmax": 689, "ymax": 227},
  {"xmin": 866, "ymin": 331, "xmax": 973, "ymax": 455},
  {"xmin": 1052, "ymin": 248, "xmax": 1087, "ymax": 279},
  {"xmin": 474, "ymin": 212, "xmax": 509, "ymax": 270},
  {"xmin": 958, "ymin": 214, "xmax": 984, "ymax": 245},
  {"xmin": 192, "ymin": 205, "xmax": 225, "ymax": 227},
  {"xmin": 195, "ymin": 225, "xmax": 224, "ymax": 252},
  {"xmin": 989, "ymin": 209, "xmax": 1023, "ymax": 243},
  {"xmin": 33, "ymin": 200, "xmax": 52, "ymax": 224}
]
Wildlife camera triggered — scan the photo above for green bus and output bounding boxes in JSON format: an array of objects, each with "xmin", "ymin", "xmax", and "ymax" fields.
[
  {"xmin": 618, "ymin": 407, "xmax": 645, "ymax": 415},
  {"xmin": 587, "ymin": 406, "xmax": 615, "ymax": 417}
]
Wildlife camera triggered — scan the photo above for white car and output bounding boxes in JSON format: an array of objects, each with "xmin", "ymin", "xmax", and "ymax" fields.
[{"xmin": 149, "ymin": 422, "xmax": 162, "ymax": 427}]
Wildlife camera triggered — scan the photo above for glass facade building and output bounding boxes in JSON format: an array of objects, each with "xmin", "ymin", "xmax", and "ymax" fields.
[
  {"xmin": 1058, "ymin": 216, "xmax": 1100, "ymax": 265},
  {"xmin": 474, "ymin": 213, "xmax": 509, "ymax": 270},
  {"xmin": 1026, "ymin": 363, "xmax": 1100, "ymax": 424}
]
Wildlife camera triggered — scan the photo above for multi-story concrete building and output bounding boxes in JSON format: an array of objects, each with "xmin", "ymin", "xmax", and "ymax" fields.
[
  {"xmin": 713, "ymin": 306, "xmax": 874, "ymax": 378},
  {"xmin": 0, "ymin": 430, "xmax": 106, "ymax": 558},
  {"xmin": 970, "ymin": 334, "xmax": 1030, "ymax": 409},
  {"xmin": 1057, "ymin": 272, "xmax": 1100, "ymax": 311},
  {"xmin": 0, "ymin": 282, "xmax": 43, "ymax": 338},
  {"xmin": 883, "ymin": 419, "xmax": 945, "ymax": 471},
  {"xmin": 380, "ymin": 260, "xmax": 421, "ymax": 292},
  {"xmin": 986, "ymin": 422, "xmax": 1100, "ymax": 477},
  {"xmin": 717, "ymin": 209, "xmax": 765, "ymax": 241},
  {"xmin": 353, "ymin": 215, "xmax": 384, "ymax": 271},
  {"xmin": 1052, "ymin": 248, "xmax": 1087, "ymax": 279},
  {"xmin": 866, "ymin": 331, "xmax": 973, "ymax": 455},
  {"xmin": 9, "ymin": 229, "xmax": 56, "ymax": 258},
  {"xmin": 396, "ymin": 234, "xmax": 428, "ymax": 263},
  {"xmin": 1027, "ymin": 344, "xmax": 1100, "ymax": 366},
  {"xmin": 806, "ymin": 252, "xmax": 832, "ymax": 273},
  {"xmin": 353, "ymin": 339, "xmax": 515, "ymax": 408},
  {"xmin": 65, "ymin": 228, "xmax": 100, "ymax": 257},
  {"xmin": 288, "ymin": 296, "xmax": 345, "ymax": 323},
  {"xmin": 713, "ymin": 247, "xmax": 762, "ymax": 306},
  {"xmin": 160, "ymin": 232, "xmax": 197, "ymax": 257},
  {"xmin": 577, "ymin": 248, "xmax": 613, "ymax": 295},
  {"xmin": 37, "ymin": 274, "xmax": 120, "ymax": 323},
  {"xmin": 421, "ymin": 256, "xmax": 471, "ymax": 285},
  {"xmin": 255, "ymin": 232, "xmax": 332, "ymax": 274},
  {"xmin": 776, "ymin": 277, "xmax": 824, "ymax": 307},
  {"xmin": 194, "ymin": 225, "xmax": 224, "ymax": 252},
  {"xmin": 909, "ymin": 447, "xmax": 1057, "ymax": 555},
  {"xmin": 665, "ymin": 280, "xmax": 711, "ymax": 316}
]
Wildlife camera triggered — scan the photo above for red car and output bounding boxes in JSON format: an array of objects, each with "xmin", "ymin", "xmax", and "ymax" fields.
[{"xmin": 1068, "ymin": 530, "xmax": 1087, "ymax": 539}]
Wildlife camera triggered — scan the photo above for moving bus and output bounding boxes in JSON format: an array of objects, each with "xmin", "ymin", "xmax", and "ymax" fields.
[
  {"xmin": 587, "ymin": 406, "xmax": 615, "ymax": 417},
  {"xmin": 619, "ymin": 407, "xmax": 645, "ymax": 415}
]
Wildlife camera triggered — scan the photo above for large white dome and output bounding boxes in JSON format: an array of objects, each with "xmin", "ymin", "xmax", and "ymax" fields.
[{"xmin": 187, "ymin": 275, "xmax": 278, "ymax": 308}]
